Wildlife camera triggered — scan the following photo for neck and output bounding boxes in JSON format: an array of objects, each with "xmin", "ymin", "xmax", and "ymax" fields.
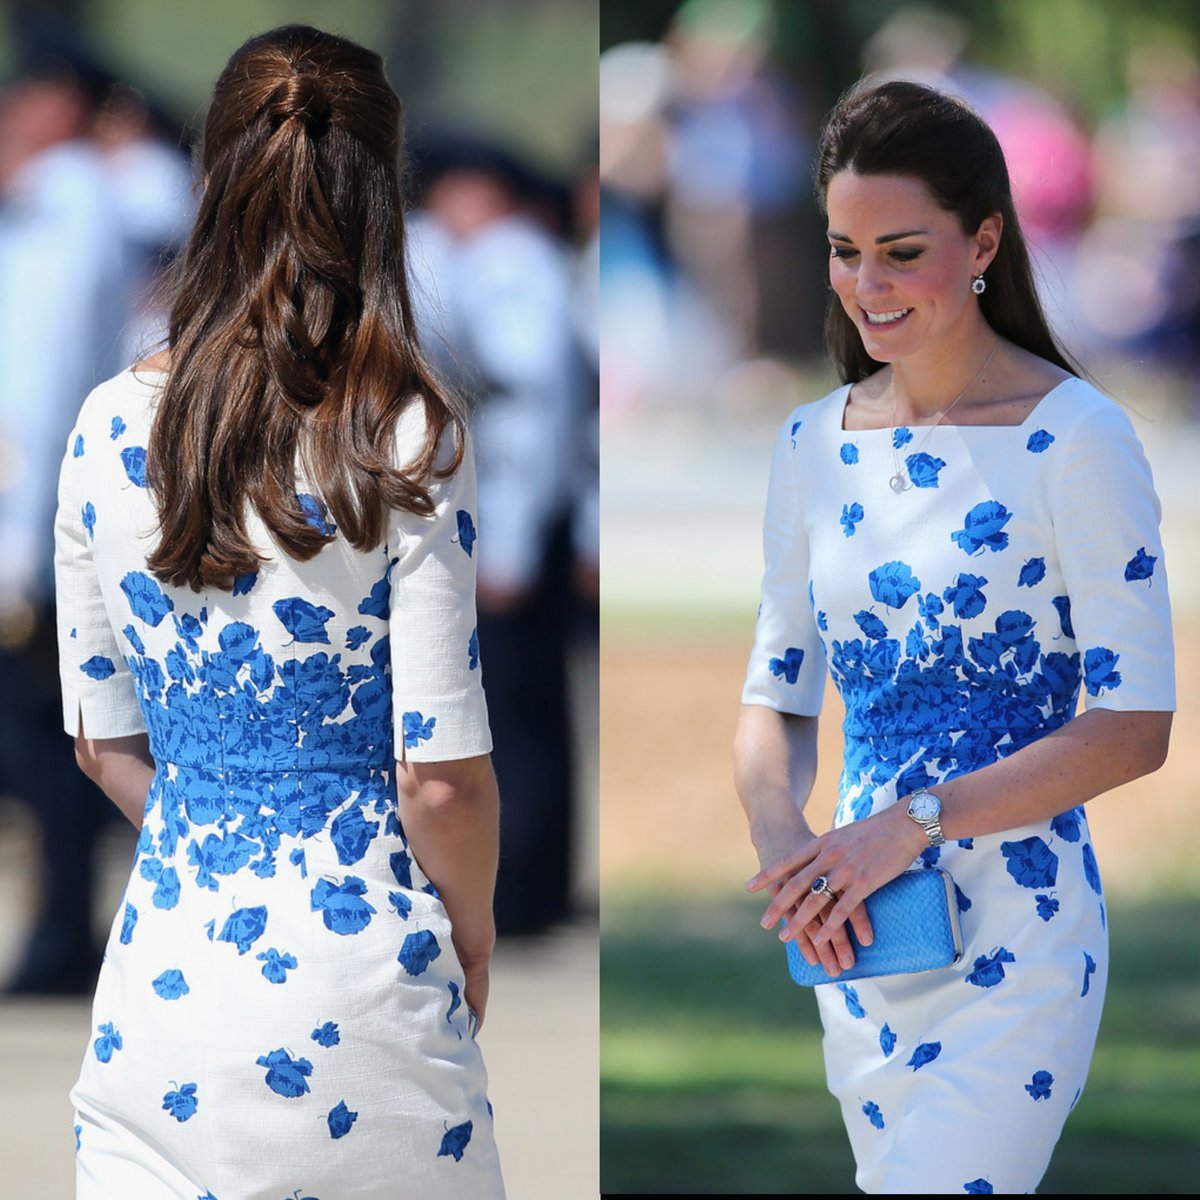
[{"xmin": 886, "ymin": 321, "xmax": 1000, "ymax": 422}]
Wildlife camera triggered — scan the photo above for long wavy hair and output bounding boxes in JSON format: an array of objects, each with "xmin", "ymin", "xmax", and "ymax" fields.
[
  {"xmin": 146, "ymin": 24, "xmax": 464, "ymax": 591},
  {"xmin": 814, "ymin": 78, "xmax": 1080, "ymax": 384}
]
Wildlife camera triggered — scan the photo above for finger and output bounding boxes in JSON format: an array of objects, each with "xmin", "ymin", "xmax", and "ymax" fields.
[
  {"xmin": 747, "ymin": 842, "xmax": 821, "ymax": 892},
  {"xmin": 810, "ymin": 889, "xmax": 864, "ymax": 948},
  {"xmin": 815, "ymin": 921, "xmax": 845, "ymax": 976},
  {"xmin": 848, "ymin": 901, "xmax": 874, "ymax": 947},
  {"xmin": 763, "ymin": 872, "xmax": 827, "ymax": 930},
  {"xmin": 783, "ymin": 915, "xmax": 821, "ymax": 967},
  {"xmin": 826, "ymin": 921, "xmax": 857, "ymax": 972}
]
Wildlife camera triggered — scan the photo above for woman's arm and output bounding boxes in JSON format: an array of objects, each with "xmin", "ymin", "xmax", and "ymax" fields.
[
  {"xmin": 74, "ymin": 732, "xmax": 155, "ymax": 829},
  {"xmin": 735, "ymin": 704, "xmax": 873, "ymax": 975},
  {"xmin": 395, "ymin": 753, "xmax": 500, "ymax": 1029},
  {"xmin": 751, "ymin": 707, "xmax": 1172, "ymax": 950}
]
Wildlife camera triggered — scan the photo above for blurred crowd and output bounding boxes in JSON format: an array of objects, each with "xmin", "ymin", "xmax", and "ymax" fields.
[
  {"xmin": 600, "ymin": 0, "xmax": 1200, "ymax": 417},
  {"xmin": 0, "ymin": 20, "xmax": 597, "ymax": 994}
]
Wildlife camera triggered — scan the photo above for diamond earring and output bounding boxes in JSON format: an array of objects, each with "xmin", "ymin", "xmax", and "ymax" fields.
[{"xmin": 971, "ymin": 275, "xmax": 986, "ymax": 295}]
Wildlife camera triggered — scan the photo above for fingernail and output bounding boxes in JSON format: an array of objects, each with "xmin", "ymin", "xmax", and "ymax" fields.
[{"xmin": 760, "ymin": 914, "xmax": 773, "ymax": 929}]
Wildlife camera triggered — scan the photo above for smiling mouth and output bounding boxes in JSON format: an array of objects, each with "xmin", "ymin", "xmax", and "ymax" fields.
[{"xmin": 861, "ymin": 307, "xmax": 912, "ymax": 326}]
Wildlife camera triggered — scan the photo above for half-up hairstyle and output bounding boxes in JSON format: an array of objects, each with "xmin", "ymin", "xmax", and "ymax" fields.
[
  {"xmin": 146, "ymin": 24, "xmax": 465, "ymax": 590},
  {"xmin": 814, "ymin": 78, "xmax": 1080, "ymax": 384}
]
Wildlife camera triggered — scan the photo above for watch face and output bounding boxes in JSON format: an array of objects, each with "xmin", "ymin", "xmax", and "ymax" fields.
[{"xmin": 909, "ymin": 791, "xmax": 940, "ymax": 822}]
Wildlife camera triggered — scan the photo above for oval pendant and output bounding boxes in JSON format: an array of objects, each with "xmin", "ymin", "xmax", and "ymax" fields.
[{"xmin": 889, "ymin": 471, "xmax": 909, "ymax": 493}]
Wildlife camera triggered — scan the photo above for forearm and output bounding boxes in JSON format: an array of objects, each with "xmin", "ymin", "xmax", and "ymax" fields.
[
  {"xmin": 734, "ymin": 705, "xmax": 820, "ymax": 865},
  {"xmin": 75, "ymin": 734, "xmax": 155, "ymax": 828},
  {"xmin": 395, "ymin": 754, "xmax": 500, "ymax": 963},
  {"xmin": 926, "ymin": 708, "xmax": 1172, "ymax": 842}
]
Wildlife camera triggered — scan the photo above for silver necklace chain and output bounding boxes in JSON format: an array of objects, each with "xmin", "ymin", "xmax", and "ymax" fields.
[{"xmin": 888, "ymin": 339, "xmax": 1000, "ymax": 493}]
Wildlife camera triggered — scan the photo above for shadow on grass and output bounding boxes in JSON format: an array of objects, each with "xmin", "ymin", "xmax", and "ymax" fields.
[{"xmin": 601, "ymin": 892, "xmax": 1200, "ymax": 1195}]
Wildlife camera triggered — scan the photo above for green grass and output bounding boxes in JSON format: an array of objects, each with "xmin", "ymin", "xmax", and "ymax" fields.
[{"xmin": 601, "ymin": 892, "xmax": 1200, "ymax": 1194}]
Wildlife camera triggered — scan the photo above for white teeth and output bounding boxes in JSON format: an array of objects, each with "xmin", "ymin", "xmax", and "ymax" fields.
[{"xmin": 864, "ymin": 308, "xmax": 911, "ymax": 325}]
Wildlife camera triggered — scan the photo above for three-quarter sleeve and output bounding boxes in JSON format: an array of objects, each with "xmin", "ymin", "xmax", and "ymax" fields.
[
  {"xmin": 1048, "ymin": 398, "xmax": 1176, "ymax": 713},
  {"xmin": 387, "ymin": 414, "xmax": 492, "ymax": 762},
  {"xmin": 741, "ymin": 412, "xmax": 827, "ymax": 715},
  {"xmin": 53, "ymin": 422, "xmax": 146, "ymax": 739}
]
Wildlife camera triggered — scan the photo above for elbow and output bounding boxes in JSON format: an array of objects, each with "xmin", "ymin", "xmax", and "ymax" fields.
[
  {"xmin": 74, "ymin": 736, "xmax": 101, "ymax": 784},
  {"xmin": 1140, "ymin": 713, "xmax": 1172, "ymax": 776},
  {"xmin": 395, "ymin": 754, "xmax": 497, "ymax": 814},
  {"xmin": 1120, "ymin": 711, "xmax": 1173, "ymax": 780}
]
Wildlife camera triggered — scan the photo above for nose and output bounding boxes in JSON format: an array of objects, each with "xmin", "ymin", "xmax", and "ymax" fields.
[{"xmin": 856, "ymin": 259, "xmax": 891, "ymax": 301}]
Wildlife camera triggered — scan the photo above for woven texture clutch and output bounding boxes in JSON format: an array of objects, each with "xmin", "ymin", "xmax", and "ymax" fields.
[{"xmin": 785, "ymin": 868, "xmax": 964, "ymax": 986}]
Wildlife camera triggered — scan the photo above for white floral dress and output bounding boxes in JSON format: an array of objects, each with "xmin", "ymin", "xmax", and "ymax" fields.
[
  {"xmin": 742, "ymin": 377, "xmax": 1175, "ymax": 1195},
  {"xmin": 56, "ymin": 367, "xmax": 504, "ymax": 1200}
]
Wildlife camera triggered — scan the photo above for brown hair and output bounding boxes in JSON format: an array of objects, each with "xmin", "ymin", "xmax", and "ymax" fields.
[
  {"xmin": 146, "ymin": 24, "xmax": 464, "ymax": 590},
  {"xmin": 814, "ymin": 78, "xmax": 1080, "ymax": 384}
]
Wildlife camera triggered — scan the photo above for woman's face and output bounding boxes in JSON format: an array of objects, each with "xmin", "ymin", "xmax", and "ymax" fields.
[{"xmin": 825, "ymin": 170, "xmax": 1000, "ymax": 366}]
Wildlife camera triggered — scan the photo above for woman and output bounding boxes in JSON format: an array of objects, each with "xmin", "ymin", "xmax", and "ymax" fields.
[
  {"xmin": 55, "ymin": 26, "xmax": 504, "ymax": 1199},
  {"xmin": 735, "ymin": 80, "xmax": 1174, "ymax": 1194}
]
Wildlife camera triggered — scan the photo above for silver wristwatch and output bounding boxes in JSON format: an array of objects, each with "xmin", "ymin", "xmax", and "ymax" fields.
[{"xmin": 906, "ymin": 788, "xmax": 946, "ymax": 847}]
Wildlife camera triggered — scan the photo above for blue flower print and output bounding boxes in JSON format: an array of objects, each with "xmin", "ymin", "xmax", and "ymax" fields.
[
  {"xmin": 1083, "ymin": 647, "xmax": 1122, "ymax": 695},
  {"xmin": 1001, "ymin": 837, "xmax": 1058, "ymax": 889},
  {"xmin": 232, "ymin": 570, "xmax": 258, "ymax": 596},
  {"xmin": 345, "ymin": 625, "xmax": 370, "ymax": 650},
  {"xmin": 1124, "ymin": 547, "xmax": 1157, "ymax": 582},
  {"xmin": 906, "ymin": 1041, "xmax": 941, "ymax": 1071},
  {"xmin": 1026, "ymin": 429, "xmax": 1055, "ymax": 453},
  {"xmin": 94, "ymin": 1022, "xmax": 123, "ymax": 1062},
  {"xmin": 273, "ymin": 597, "xmax": 335, "ymax": 644},
  {"xmin": 768, "ymin": 646, "xmax": 806, "ymax": 684},
  {"xmin": 816, "ymin": 609, "xmax": 828, "ymax": 632},
  {"xmin": 893, "ymin": 426, "xmax": 913, "ymax": 449},
  {"xmin": 1081, "ymin": 843, "xmax": 1102, "ymax": 895},
  {"xmin": 965, "ymin": 946, "xmax": 1015, "ymax": 988},
  {"xmin": 1035, "ymin": 894, "xmax": 1059, "ymax": 922},
  {"xmin": 402, "ymin": 710, "xmax": 437, "ymax": 749},
  {"xmin": 122, "ymin": 624, "xmax": 145, "ymax": 655},
  {"xmin": 389, "ymin": 850, "xmax": 414, "ymax": 889},
  {"xmin": 140, "ymin": 858, "xmax": 181, "ymax": 909},
  {"xmin": 256, "ymin": 1048, "xmax": 313, "ymax": 1098},
  {"xmin": 964, "ymin": 1179, "xmax": 994, "ymax": 1194},
  {"xmin": 1051, "ymin": 595, "xmax": 1074, "ymax": 638},
  {"xmin": 357, "ymin": 569, "xmax": 391, "ymax": 618},
  {"xmin": 152, "ymin": 969, "xmax": 190, "ymax": 1000},
  {"xmin": 312, "ymin": 1021, "xmax": 341, "ymax": 1047},
  {"xmin": 257, "ymin": 947, "xmax": 298, "ymax": 983},
  {"xmin": 904, "ymin": 452, "xmax": 945, "ymax": 488},
  {"xmin": 879, "ymin": 1024, "xmax": 896, "ymax": 1056},
  {"xmin": 328, "ymin": 1099, "xmax": 358, "ymax": 1139},
  {"xmin": 1050, "ymin": 807, "xmax": 1083, "ymax": 843},
  {"xmin": 162, "ymin": 1082, "xmax": 198, "ymax": 1122},
  {"xmin": 311, "ymin": 876, "xmax": 376, "ymax": 935},
  {"xmin": 120, "ymin": 446, "xmax": 147, "ymax": 487},
  {"xmin": 80, "ymin": 655, "xmax": 116, "ymax": 680},
  {"xmin": 840, "ymin": 502, "xmax": 864, "ymax": 537},
  {"xmin": 951, "ymin": 501, "xmax": 1012, "ymax": 556},
  {"xmin": 942, "ymin": 574, "xmax": 988, "ymax": 619},
  {"xmin": 840, "ymin": 443, "xmax": 859, "ymax": 465},
  {"xmin": 119, "ymin": 902, "xmax": 137, "ymax": 944},
  {"xmin": 854, "ymin": 611, "xmax": 889, "ymax": 640},
  {"xmin": 297, "ymin": 492, "xmax": 336, "ymax": 536},
  {"xmin": 74, "ymin": 1123, "xmax": 81, "ymax": 1150},
  {"xmin": 1025, "ymin": 1070, "xmax": 1053, "ymax": 1101},
  {"xmin": 447, "ymin": 981, "xmax": 463, "ymax": 1024},
  {"xmin": 837, "ymin": 983, "xmax": 866, "ymax": 1018},
  {"xmin": 1017, "ymin": 557, "xmax": 1046, "ymax": 587},
  {"xmin": 789, "ymin": 419, "xmax": 801, "ymax": 447},
  {"xmin": 438, "ymin": 1120, "xmax": 473, "ymax": 1162},
  {"xmin": 216, "ymin": 905, "xmax": 268, "ymax": 954},
  {"xmin": 468, "ymin": 627, "xmax": 480, "ymax": 670},
  {"xmin": 330, "ymin": 808, "xmax": 379, "ymax": 869},
  {"xmin": 398, "ymin": 929, "xmax": 442, "ymax": 976},
  {"xmin": 73, "ymin": 433, "xmax": 84, "ymax": 457},
  {"xmin": 869, "ymin": 561, "xmax": 921, "ymax": 609},
  {"xmin": 455, "ymin": 510, "xmax": 476, "ymax": 556},
  {"xmin": 120, "ymin": 571, "xmax": 174, "ymax": 626},
  {"xmin": 388, "ymin": 891, "xmax": 413, "ymax": 919},
  {"xmin": 110, "ymin": 415, "xmax": 126, "ymax": 439},
  {"xmin": 1081, "ymin": 951, "xmax": 1097, "ymax": 996},
  {"xmin": 955, "ymin": 883, "xmax": 973, "ymax": 913},
  {"xmin": 862, "ymin": 1100, "xmax": 885, "ymax": 1129}
]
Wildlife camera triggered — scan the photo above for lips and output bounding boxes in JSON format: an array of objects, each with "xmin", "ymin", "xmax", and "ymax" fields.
[{"xmin": 862, "ymin": 307, "xmax": 912, "ymax": 326}]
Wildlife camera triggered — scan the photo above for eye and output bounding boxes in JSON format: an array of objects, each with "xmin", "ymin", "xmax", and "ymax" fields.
[
  {"xmin": 889, "ymin": 248, "xmax": 923, "ymax": 262},
  {"xmin": 830, "ymin": 245, "xmax": 857, "ymax": 260}
]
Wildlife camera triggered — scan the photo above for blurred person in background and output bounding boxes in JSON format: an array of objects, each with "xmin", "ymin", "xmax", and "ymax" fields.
[
  {"xmin": 737, "ymin": 80, "xmax": 1174, "ymax": 1194},
  {"xmin": 408, "ymin": 139, "xmax": 589, "ymax": 936}
]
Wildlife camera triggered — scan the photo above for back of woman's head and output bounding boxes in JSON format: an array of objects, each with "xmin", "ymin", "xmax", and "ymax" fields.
[
  {"xmin": 814, "ymin": 78, "xmax": 1076, "ymax": 382},
  {"xmin": 147, "ymin": 24, "xmax": 462, "ymax": 591}
]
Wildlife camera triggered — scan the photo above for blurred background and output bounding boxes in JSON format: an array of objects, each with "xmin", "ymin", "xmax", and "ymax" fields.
[
  {"xmin": 0, "ymin": 1, "xmax": 597, "ymax": 1196},
  {"xmin": 600, "ymin": 0, "xmax": 1200, "ymax": 1193}
]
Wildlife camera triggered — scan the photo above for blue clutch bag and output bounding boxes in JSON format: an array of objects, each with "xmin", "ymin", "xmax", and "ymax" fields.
[{"xmin": 784, "ymin": 868, "xmax": 964, "ymax": 986}]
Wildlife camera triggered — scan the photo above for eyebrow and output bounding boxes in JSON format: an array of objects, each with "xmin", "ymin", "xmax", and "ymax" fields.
[{"xmin": 827, "ymin": 229, "xmax": 930, "ymax": 244}]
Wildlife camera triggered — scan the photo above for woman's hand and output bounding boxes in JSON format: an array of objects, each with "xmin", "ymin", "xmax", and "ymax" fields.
[
  {"xmin": 458, "ymin": 950, "xmax": 491, "ymax": 1034},
  {"xmin": 748, "ymin": 800, "xmax": 927, "ymax": 966}
]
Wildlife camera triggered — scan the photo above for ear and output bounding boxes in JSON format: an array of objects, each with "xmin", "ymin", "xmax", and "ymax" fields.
[{"xmin": 972, "ymin": 212, "xmax": 1002, "ymax": 275}]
